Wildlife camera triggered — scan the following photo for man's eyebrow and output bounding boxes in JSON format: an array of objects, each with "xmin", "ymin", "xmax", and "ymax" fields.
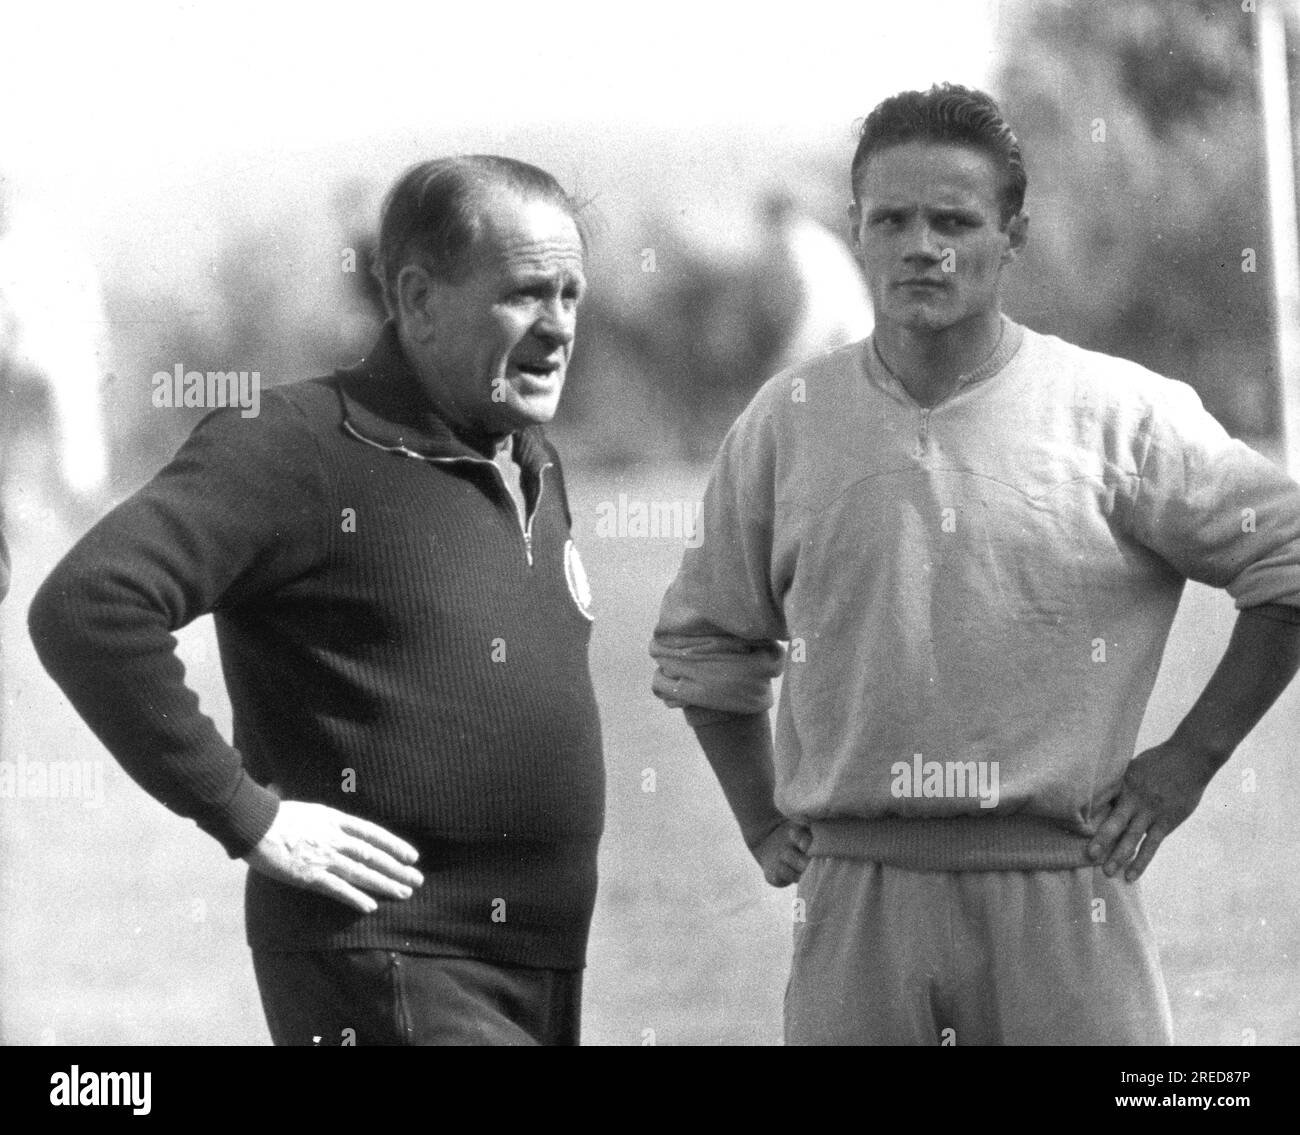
[{"xmin": 504, "ymin": 269, "xmax": 588, "ymax": 291}]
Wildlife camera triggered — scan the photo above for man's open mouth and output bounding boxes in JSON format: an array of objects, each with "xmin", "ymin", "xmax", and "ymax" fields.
[{"xmin": 513, "ymin": 361, "xmax": 561, "ymax": 377}]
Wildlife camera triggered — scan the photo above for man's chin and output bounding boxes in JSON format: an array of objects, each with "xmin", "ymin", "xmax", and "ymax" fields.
[
  {"xmin": 888, "ymin": 304, "xmax": 958, "ymax": 333},
  {"xmin": 496, "ymin": 393, "xmax": 561, "ymax": 431}
]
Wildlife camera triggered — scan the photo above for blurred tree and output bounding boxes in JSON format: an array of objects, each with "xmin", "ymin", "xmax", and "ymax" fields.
[
  {"xmin": 996, "ymin": 0, "xmax": 1290, "ymax": 439},
  {"xmin": 103, "ymin": 205, "xmax": 379, "ymax": 487},
  {"xmin": 563, "ymin": 206, "xmax": 800, "ymax": 463},
  {"xmin": 563, "ymin": 185, "xmax": 870, "ymax": 465}
]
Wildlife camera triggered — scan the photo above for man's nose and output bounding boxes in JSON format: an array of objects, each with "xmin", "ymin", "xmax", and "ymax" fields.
[
  {"xmin": 534, "ymin": 299, "xmax": 576, "ymax": 347},
  {"xmin": 902, "ymin": 220, "xmax": 943, "ymax": 262}
]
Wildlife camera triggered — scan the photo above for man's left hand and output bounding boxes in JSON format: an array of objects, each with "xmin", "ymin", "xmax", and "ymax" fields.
[{"xmin": 1087, "ymin": 740, "xmax": 1217, "ymax": 882}]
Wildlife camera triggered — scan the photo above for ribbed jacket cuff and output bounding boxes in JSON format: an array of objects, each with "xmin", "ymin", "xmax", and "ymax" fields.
[{"xmin": 203, "ymin": 773, "xmax": 281, "ymax": 858}]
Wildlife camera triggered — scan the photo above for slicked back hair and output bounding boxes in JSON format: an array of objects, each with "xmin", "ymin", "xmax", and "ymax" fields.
[
  {"xmin": 373, "ymin": 155, "xmax": 585, "ymax": 318},
  {"xmin": 850, "ymin": 83, "xmax": 1027, "ymax": 226}
]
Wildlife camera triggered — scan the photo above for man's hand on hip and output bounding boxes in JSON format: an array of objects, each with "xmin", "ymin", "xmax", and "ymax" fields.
[
  {"xmin": 750, "ymin": 820, "xmax": 813, "ymax": 887},
  {"xmin": 243, "ymin": 801, "xmax": 424, "ymax": 913},
  {"xmin": 1090, "ymin": 605, "xmax": 1300, "ymax": 883},
  {"xmin": 1087, "ymin": 740, "xmax": 1215, "ymax": 883}
]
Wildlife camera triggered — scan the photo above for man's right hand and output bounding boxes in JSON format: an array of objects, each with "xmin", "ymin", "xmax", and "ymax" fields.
[
  {"xmin": 749, "ymin": 820, "xmax": 812, "ymax": 888},
  {"xmin": 242, "ymin": 801, "xmax": 424, "ymax": 914}
]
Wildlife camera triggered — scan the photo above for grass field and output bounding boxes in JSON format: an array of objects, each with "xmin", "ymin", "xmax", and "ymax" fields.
[{"xmin": 2, "ymin": 462, "xmax": 1297, "ymax": 1045}]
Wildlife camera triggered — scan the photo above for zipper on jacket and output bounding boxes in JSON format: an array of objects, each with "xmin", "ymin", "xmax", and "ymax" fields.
[
  {"xmin": 341, "ymin": 420, "xmax": 549, "ymax": 567},
  {"xmin": 522, "ymin": 464, "xmax": 548, "ymax": 566},
  {"xmin": 431, "ymin": 455, "xmax": 549, "ymax": 568}
]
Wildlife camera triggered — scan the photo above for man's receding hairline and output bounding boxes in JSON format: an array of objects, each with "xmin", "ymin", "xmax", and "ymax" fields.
[
  {"xmin": 475, "ymin": 184, "xmax": 583, "ymax": 225},
  {"xmin": 376, "ymin": 154, "xmax": 587, "ymax": 312},
  {"xmin": 455, "ymin": 187, "xmax": 586, "ymax": 271}
]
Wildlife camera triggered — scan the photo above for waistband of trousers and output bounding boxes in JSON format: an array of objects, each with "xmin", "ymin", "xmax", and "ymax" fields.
[{"xmin": 809, "ymin": 815, "xmax": 1094, "ymax": 872}]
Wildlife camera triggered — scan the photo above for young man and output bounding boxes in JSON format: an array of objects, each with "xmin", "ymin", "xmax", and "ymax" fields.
[
  {"xmin": 30, "ymin": 156, "xmax": 604, "ymax": 1045},
  {"xmin": 650, "ymin": 84, "xmax": 1300, "ymax": 1045}
]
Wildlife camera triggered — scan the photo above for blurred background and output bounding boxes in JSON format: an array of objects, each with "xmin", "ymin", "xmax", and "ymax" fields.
[{"xmin": 1, "ymin": 0, "xmax": 1298, "ymax": 1044}]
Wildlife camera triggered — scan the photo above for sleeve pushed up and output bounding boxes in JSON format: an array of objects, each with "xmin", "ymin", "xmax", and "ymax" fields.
[
  {"xmin": 649, "ymin": 402, "xmax": 787, "ymax": 715},
  {"xmin": 1127, "ymin": 381, "xmax": 1300, "ymax": 610}
]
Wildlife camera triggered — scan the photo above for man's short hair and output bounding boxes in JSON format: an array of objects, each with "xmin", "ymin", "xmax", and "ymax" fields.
[
  {"xmin": 373, "ymin": 155, "xmax": 584, "ymax": 317},
  {"xmin": 850, "ymin": 83, "xmax": 1027, "ymax": 225}
]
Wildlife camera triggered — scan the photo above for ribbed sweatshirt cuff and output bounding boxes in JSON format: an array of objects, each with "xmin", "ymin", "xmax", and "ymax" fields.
[{"xmin": 809, "ymin": 816, "xmax": 1094, "ymax": 872}]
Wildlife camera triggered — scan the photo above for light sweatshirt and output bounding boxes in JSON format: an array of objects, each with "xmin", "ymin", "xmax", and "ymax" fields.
[{"xmin": 650, "ymin": 318, "xmax": 1300, "ymax": 870}]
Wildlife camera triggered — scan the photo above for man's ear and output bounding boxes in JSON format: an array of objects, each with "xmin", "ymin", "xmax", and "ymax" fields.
[
  {"xmin": 848, "ymin": 199, "xmax": 863, "ymax": 250},
  {"xmin": 395, "ymin": 262, "xmax": 438, "ymax": 342},
  {"xmin": 1002, "ymin": 211, "xmax": 1029, "ymax": 265}
]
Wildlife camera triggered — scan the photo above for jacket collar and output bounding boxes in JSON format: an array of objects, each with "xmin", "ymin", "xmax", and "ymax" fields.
[{"xmin": 334, "ymin": 320, "xmax": 552, "ymax": 473}]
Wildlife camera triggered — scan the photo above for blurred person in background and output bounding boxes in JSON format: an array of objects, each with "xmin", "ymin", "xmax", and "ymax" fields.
[
  {"xmin": 29, "ymin": 155, "xmax": 605, "ymax": 1046},
  {"xmin": 0, "ymin": 178, "xmax": 111, "ymax": 524},
  {"xmin": 331, "ymin": 176, "xmax": 387, "ymax": 336},
  {"xmin": 758, "ymin": 188, "xmax": 873, "ymax": 373},
  {"xmin": 651, "ymin": 83, "xmax": 1300, "ymax": 1045}
]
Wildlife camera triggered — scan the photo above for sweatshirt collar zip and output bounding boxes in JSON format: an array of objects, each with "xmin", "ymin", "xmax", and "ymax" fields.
[{"xmin": 864, "ymin": 314, "xmax": 1026, "ymax": 409}]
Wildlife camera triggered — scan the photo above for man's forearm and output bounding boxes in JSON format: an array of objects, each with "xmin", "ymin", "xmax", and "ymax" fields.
[
  {"xmin": 690, "ymin": 709, "xmax": 785, "ymax": 847},
  {"xmin": 1170, "ymin": 602, "xmax": 1300, "ymax": 771}
]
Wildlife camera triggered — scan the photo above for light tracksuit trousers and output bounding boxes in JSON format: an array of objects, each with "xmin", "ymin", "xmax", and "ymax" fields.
[{"xmin": 785, "ymin": 858, "xmax": 1174, "ymax": 1046}]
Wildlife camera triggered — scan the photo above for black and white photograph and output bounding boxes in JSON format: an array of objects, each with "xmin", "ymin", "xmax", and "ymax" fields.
[{"xmin": 0, "ymin": 0, "xmax": 1296, "ymax": 1083}]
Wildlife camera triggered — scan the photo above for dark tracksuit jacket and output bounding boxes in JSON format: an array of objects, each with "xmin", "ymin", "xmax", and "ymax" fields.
[{"xmin": 28, "ymin": 323, "xmax": 605, "ymax": 969}]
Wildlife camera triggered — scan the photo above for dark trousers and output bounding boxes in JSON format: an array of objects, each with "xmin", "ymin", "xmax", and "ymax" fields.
[{"xmin": 252, "ymin": 949, "xmax": 583, "ymax": 1046}]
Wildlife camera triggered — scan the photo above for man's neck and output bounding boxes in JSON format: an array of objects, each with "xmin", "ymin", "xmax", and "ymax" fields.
[
  {"xmin": 415, "ymin": 381, "xmax": 509, "ymax": 458},
  {"xmin": 453, "ymin": 416, "xmax": 512, "ymax": 459},
  {"xmin": 395, "ymin": 325, "xmax": 510, "ymax": 457},
  {"xmin": 873, "ymin": 309, "xmax": 1005, "ymax": 408}
]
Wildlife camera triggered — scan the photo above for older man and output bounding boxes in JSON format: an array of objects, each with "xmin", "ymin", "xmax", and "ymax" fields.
[
  {"xmin": 651, "ymin": 84, "xmax": 1300, "ymax": 1045},
  {"xmin": 30, "ymin": 155, "xmax": 604, "ymax": 1046}
]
